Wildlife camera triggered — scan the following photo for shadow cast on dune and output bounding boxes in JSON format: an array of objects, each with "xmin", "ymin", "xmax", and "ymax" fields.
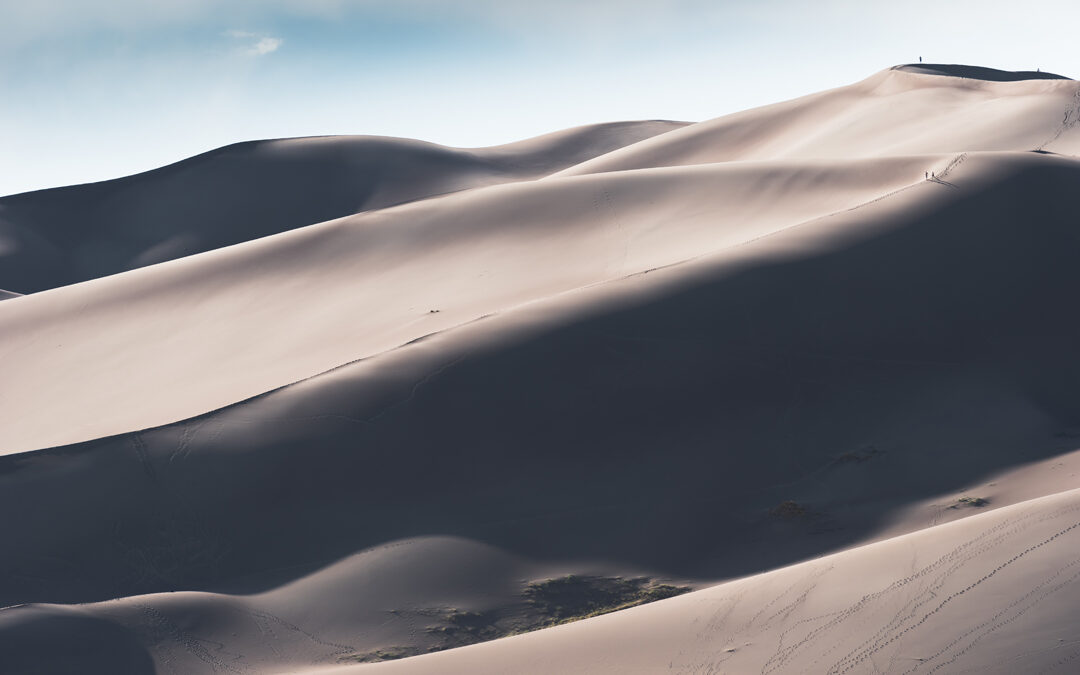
[
  {"xmin": 2, "ymin": 156, "xmax": 1079, "ymax": 614},
  {"xmin": 894, "ymin": 63, "xmax": 1072, "ymax": 81},
  {"xmin": 0, "ymin": 121, "xmax": 685, "ymax": 294},
  {"xmin": 0, "ymin": 606, "xmax": 156, "ymax": 675}
]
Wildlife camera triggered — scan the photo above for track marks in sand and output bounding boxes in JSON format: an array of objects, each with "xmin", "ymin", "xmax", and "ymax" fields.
[
  {"xmin": 829, "ymin": 513, "xmax": 1080, "ymax": 674},
  {"xmin": 912, "ymin": 560, "xmax": 1080, "ymax": 674},
  {"xmin": 138, "ymin": 604, "xmax": 244, "ymax": 674},
  {"xmin": 242, "ymin": 607, "xmax": 357, "ymax": 663},
  {"xmin": 723, "ymin": 498, "xmax": 1080, "ymax": 675},
  {"xmin": 130, "ymin": 432, "xmax": 157, "ymax": 482},
  {"xmin": 168, "ymin": 419, "xmax": 209, "ymax": 466},
  {"xmin": 1038, "ymin": 84, "xmax": 1080, "ymax": 151},
  {"xmin": 695, "ymin": 498, "xmax": 1080, "ymax": 674}
]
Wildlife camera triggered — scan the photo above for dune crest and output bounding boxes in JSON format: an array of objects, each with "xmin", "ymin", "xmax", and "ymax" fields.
[
  {"xmin": 894, "ymin": 63, "xmax": 1071, "ymax": 81},
  {"xmin": 0, "ymin": 120, "xmax": 686, "ymax": 294}
]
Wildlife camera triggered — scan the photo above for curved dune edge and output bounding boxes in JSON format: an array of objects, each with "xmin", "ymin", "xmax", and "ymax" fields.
[
  {"xmin": 0, "ymin": 153, "xmax": 947, "ymax": 455},
  {"xmin": 6, "ymin": 481, "xmax": 1079, "ymax": 674},
  {"xmin": 1, "ymin": 147, "xmax": 1079, "ymax": 673},
  {"xmin": 893, "ymin": 63, "xmax": 1072, "ymax": 81},
  {"xmin": 2, "ymin": 65, "xmax": 1079, "ymax": 455},
  {"xmin": 0, "ymin": 120, "xmax": 688, "ymax": 293},
  {"xmin": 552, "ymin": 67, "xmax": 1080, "ymax": 178},
  {"xmin": 324, "ymin": 487, "xmax": 1080, "ymax": 675}
]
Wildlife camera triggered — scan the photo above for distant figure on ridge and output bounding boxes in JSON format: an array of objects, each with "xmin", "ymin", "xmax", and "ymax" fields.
[
  {"xmin": 919, "ymin": 56, "xmax": 923, "ymax": 63},
  {"xmin": 925, "ymin": 171, "xmax": 928, "ymax": 179}
]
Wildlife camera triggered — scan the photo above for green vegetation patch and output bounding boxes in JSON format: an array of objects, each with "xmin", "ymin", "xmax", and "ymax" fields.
[
  {"xmin": 340, "ymin": 575, "xmax": 691, "ymax": 663},
  {"xmin": 769, "ymin": 500, "xmax": 808, "ymax": 519},
  {"xmin": 951, "ymin": 496, "xmax": 989, "ymax": 509},
  {"xmin": 426, "ymin": 609, "xmax": 503, "ymax": 648},
  {"xmin": 523, "ymin": 575, "xmax": 690, "ymax": 626},
  {"xmin": 341, "ymin": 645, "xmax": 425, "ymax": 663}
]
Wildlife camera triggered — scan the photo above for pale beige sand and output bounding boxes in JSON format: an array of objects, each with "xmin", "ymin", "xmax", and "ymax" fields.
[
  {"xmin": 554, "ymin": 67, "xmax": 1080, "ymax": 177},
  {"xmin": 6, "ymin": 486, "xmax": 1079, "ymax": 674},
  {"xmin": 1, "ymin": 65, "xmax": 1080, "ymax": 675},
  {"xmin": 0, "ymin": 120, "xmax": 686, "ymax": 293},
  {"xmin": 0, "ymin": 153, "xmax": 937, "ymax": 454},
  {"xmin": 3, "ymin": 67, "xmax": 1078, "ymax": 455},
  {"xmin": 325, "ymin": 487, "xmax": 1080, "ymax": 675}
]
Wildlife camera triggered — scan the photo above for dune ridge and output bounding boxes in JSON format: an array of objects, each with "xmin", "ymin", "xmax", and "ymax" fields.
[
  {"xmin": 0, "ymin": 153, "xmax": 945, "ymax": 455},
  {"xmin": 0, "ymin": 120, "xmax": 687, "ymax": 294},
  {"xmin": 334, "ymin": 486, "xmax": 1080, "ymax": 674},
  {"xmin": 894, "ymin": 63, "xmax": 1072, "ymax": 81},
  {"xmin": 2, "ymin": 65, "xmax": 1080, "ymax": 674}
]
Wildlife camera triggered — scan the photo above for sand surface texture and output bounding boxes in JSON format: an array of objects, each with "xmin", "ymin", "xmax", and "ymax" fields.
[{"xmin": 1, "ymin": 64, "xmax": 1079, "ymax": 674}]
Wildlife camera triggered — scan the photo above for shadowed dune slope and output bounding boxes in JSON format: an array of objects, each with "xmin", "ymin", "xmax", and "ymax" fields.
[
  {"xmin": 895, "ymin": 63, "xmax": 1072, "ymax": 81},
  {"xmin": 0, "ymin": 120, "xmax": 686, "ymax": 294},
  {"xmin": 0, "ymin": 153, "xmax": 935, "ymax": 454},
  {"xmin": 0, "ymin": 606, "xmax": 156, "ymax": 675},
  {"xmin": 340, "ymin": 488, "xmax": 1080, "ymax": 675},
  {"xmin": 554, "ymin": 67, "xmax": 1080, "ymax": 177},
  {"xmin": 1, "ymin": 152, "xmax": 1079, "ymax": 673}
]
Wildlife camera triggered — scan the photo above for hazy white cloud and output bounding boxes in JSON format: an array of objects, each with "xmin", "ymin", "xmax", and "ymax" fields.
[
  {"xmin": 225, "ymin": 29, "xmax": 282, "ymax": 56},
  {"xmin": 250, "ymin": 36, "xmax": 283, "ymax": 55},
  {"xmin": 0, "ymin": 1, "xmax": 324, "ymax": 51}
]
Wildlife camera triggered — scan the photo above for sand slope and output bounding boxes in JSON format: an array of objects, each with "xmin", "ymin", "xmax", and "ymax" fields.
[
  {"xmin": 555, "ymin": 66, "xmax": 1080, "ymax": 177},
  {"xmin": 0, "ymin": 120, "xmax": 686, "ymax": 294},
  {"xmin": 3, "ymin": 67, "xmax": 1079, "ymax": 455},
  {"xmin": 336, "ymin": 487, "xmax": 1080, "ymax": 675},
  {"xmin": 0, "ymin": 153, "xmax": 936, "ymax": 454},
  {"xmin": 1, "ymin": 150, "xmax": 1079, "ymax": 674},
  {"xmin": 2, "ymin": 65, "xmax": 1080, "ymax": 674},
  {"xmin": 7, "ymin": 486, "xmax": 1080, "ymax": 674}
]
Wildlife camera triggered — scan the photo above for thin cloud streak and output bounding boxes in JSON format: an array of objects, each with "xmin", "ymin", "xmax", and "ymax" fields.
[
  {"xmin": 225, "ymin": 29, "xmax": 282, "ymax": 56},
  {"xmin": 250, "ymin": 36, "xmax": 283, "ymax": 55}
]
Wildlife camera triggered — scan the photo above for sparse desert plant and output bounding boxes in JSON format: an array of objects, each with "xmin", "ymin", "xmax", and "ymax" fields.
[
  {"xmin": 770, "ymin": 500, "xmax": 807, "ymax": 518},
  {"xmin": 951, "ymin": 496, "xmax": 989, "ymax": 509},
  {"xmin": 836, "ymin": 445, "xmax": 884, "ymax": 463},
  {"xmin": 523, "ymin": 575, "xmax": 691, "ymax": 626},
  {"xmin": 340, "ymin": 645, "xmax": 424, "ymax": 663},
  {"xmin": 348, "ymin": 576, "xmax": 693, "ymax": 661},
  {"xmin": 426, "ymin": 608, "xmax": 502, "ymax": 646}
]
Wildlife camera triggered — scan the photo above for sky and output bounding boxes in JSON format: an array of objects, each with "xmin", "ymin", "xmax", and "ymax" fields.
[{"xmin": 1, "ymin": 0, "xmax": 1078, "ymax": 196}]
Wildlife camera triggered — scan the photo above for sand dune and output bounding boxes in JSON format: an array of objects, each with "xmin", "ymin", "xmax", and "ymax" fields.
[
  {"xmin": 896, "ymin": 63, "xmax": 1071, "ymax": 81},
  {"xmin": 554, "ymin": 66, "xmax": 1080, "ymax": 177},
  {"xmin": 337, "ymin": 487, "xmax": 1080, "ymax": 675},
  {"xmin": 2, "ymin": 65, "xmax": 1080, "ymax": 674},
  {"xmin": 0, "ymin": 120, "xmax": 686, "ymax": 294},
  {"xmin": 0, "ymin": 153, "xmax": 937, "ymax": 454}
]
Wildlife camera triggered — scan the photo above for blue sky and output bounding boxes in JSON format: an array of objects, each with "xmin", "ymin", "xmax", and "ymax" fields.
[{"xmin": 1, "ymin": 0, "xmax": 1077, "ymax": 196}]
